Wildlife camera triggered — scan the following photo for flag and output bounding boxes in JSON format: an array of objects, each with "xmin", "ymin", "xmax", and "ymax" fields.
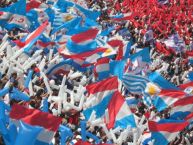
[
  {"xmin": 0, "ymin": 0, "xmax": 26, "ymax": 15},
  {"xmin": 5, "ymin": 14, "xmax": 30, "ymax": 30},
  {"xmin": 26, "ymin": 0, "xmax": 46, "ymax": 12},
  {"xmin": 83, "ymin": 92, "xmax": 115, "ymax": 120},
  {"xmin": 106, "ymin": 91, "xmax": 136, "ymax": 129},
  {"xmin": 130, "ymin": 47, "xmax": 151, "ymax": 63},
  {"xmin": 145, "ymin": 82, "xmax": 161, "ymax": 96},
  {"xmin": 26, "ymin": 8, "xmax": 53, "ymax": 31},
  {"xmin": 58, "ymin": 47, "xmax": 106, "ymax": 59},
  {"xmin": 0, "ymin": 12, "xmax": 30, "ymax": 30},
  {"xmin": 152, "ymin": 89, "xmax": 187, "ymax": 112},
  {"xmin": 178, "ymin": 81, "xmax": 193, "ymax": 94},
  {"xmin": 147, "ymin": 72, "xmax": 179, "ymax": 90},
  {"xmin": 107, "ymin": 39, "xmax": 124, "ymax": 60},
  {"xmin": 86, "ymin": 76, "xmax": 119, "ymax": 102},
  {"xmin": 126, "ymin": 97, "xmax": 139, "ymax": 111},
  {"xmin": 66, "ymin": 28, "xmax": 99, "ymax": 54},
  {"xmin": 185, "ymin": 112, "xmax": 193, "ymax": 123},
  {"xmin": 21, "ymin": 20, "xmax": 48, "ymax": 54},
  {"xmin": 94, "ymin": 57, "xmax": 110, "ymax": 81},
  {"xmin": 122, "ymin": 74, "xmax": 150, "ymax": 94},
  {"xmin": 72, "ymin": 0, "xmax": 88, "ymax": 8},
  {"xmin": 51, "ymin": 14, "xmax": 82, "ymax": 34},
  {"xmin": 149, "ymin": 119, "xmax": 189, "ymax": 145},
  {"xmin": 110, "ymin": 59, "xmax": 126, "ymax": 80},
  {"xmin": 71, "ymin": 28, "xmax": 99, "ymax": 44},
  {"xmin": 45, "ymin": 60, "xmax": 72, "ymax": 77},
  {"xmin": 75, "ymin": 4, "xmax": 101, "ymax": 20},
  {"xmin": 54, "ymin": 0, "xmax": 74, "ymax": 13},
  {"xmin": 170, "ymin": 96, "xmax": 193, "ymax": 120},
  {"xmin": 100, "ymin": 26, "xmax": 115, "ymax": 36},
  {"xmin": 141, "ymin": 132, "xmax": 153, "ymax": 145},
  {"xmin": 58, "ymin": 47, "xmax": 108, "ymax": 68},
  {"xmin": 164, "ymin": 34, "xmax": 185, "ymax": 52},
  {"xmin": 144, "ymin": 30, "xmax": 153, "ymax": 42},
  {"xmin": 10, "ymin": 104, "xmax": 62, "ymax": 145},
  {"xmin": 188, "ymin": 72, "xmax": 193, "ymax": 81}
]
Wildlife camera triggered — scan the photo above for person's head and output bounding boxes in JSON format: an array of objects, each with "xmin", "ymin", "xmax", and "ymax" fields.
[{"xmin": 11, "ymin": 72, "xmax": 17, "ymax": 79}]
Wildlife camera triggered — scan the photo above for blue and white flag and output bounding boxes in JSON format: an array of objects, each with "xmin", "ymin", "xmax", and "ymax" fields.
[{"xmin": 122, "ymin": 74, "xmax": 150, "ymax": 94}]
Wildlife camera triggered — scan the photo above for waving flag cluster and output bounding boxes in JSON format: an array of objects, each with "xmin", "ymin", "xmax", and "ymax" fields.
[{"xmin": 0, "ymin": 0, "xmax": 192, "ymax": 145}]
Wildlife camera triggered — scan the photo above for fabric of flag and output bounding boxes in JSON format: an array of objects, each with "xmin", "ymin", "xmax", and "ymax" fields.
[
  {"xmin": 22, "ymin": 20, "xmax": 48, "ymax": 54},
  {"xmin": 147, "ymin": 72, "xmax": 179, "ymax": 90},
  {"xmin": 100, "ymin": 26, "xmax": 115, "ymax": 36},
  {"xmin": 145, "ymin": 82, "xmax": 161, "ymax": 96},
  {"xmin": 0, "ymin": 12, "xmax": 30, "ymax": 30},
  {"xmin": 0, "ymin": 0, "xmax": 26, "ymax": 15},
  {"xmin": 94, "ymin": 57, "xmax": 110, "ymax": 81},
  {"xmin": 178, "ymin": 81, "xmax": 193, "ymax": 94},
  {"xmin": 54, "ymin": 0, "xmax": 74, "ymax": 13},
  {"xmin": 123, "ymin": 40, "xmax": 133, "ymax": 59},
  {"xmin": 110, "ymin": 59, "xmax": 126, "ymax": 80},
  {"xmin": 130, "ymin": 47, "xmax": 151, "ymax": 63},
  {"xmin": 51, "ymin": 14, "xmax": 81, "ymax": 34},
  {"xmin": 170, "ymin": 96, "xmax": 193, "ymax": 120},
  {"xmin": 144, "ymin": 30, "xmax": 153, "ymax": 42},
  {"xmin": 5, "ymin": 14, "xmax": 30, "ymax": 30},
  {"xmin": 46, "ymin": 60, "xmax": 72, "ymax": 77},
  {"xmin": 10, "ymin": 104, "xmax": 62, "ymax": 145},
  {"xmin": 0, "ymin": 0, "xmax": 29, "ymax": 30},
  {"xmin": 86, "ymin": 76, "xmax": 119, "ymax": 103},
  {"xmin": 66, "ymin": 28, "xmax": 99, "ymax": 54},
  {"xmin": 164, "ymin": 34, "xmax": 185, "ymax": 52},
  {"xmin": 152, "ymin": 89, "xmax": 187, "ymax": 112},
  {"xmin": 149, "ymin": 119, "xmax": 189, "ymax": 145},
  {"xmin": 75, "ymin": 4, "xmax": 101, "ymax": 20},
  {"xmin": 185, "ymin": 112, "xmax": 193, "ymax": 123},
  {"xmin": 83, "ymin": 92, "xmax": 115, "ymax": 120},
  {"xmin": 58, "ymin": 47, "xmax": 107, "ymax": 59},
  {"xmin": 26, "ymin": 0, "xmax": 43, "ymax": 12},
  {"xmin": 125, "ymin": 97, "xmax": 139, "ymax": 112},
  {"xmin": 122, "ymin": 74, "xmax": 150, "ymax": 94},
  {"xmin": 188, "ymin": 72, "xmax": 193, "ymax": 81},
  {"xmin": 141, "ymin": 132, "xmax": 153, "ymax": 145},
  {"xmin": 106, "ymin": 91, "xmax": 136, "ymax": 129},
  {"xmin": 84, "ymin": 17, "xmax": 99, "ymax": 27},
  {"xmin": 71, "ymin": 28, "xmax": 99, "ymax": 44}
]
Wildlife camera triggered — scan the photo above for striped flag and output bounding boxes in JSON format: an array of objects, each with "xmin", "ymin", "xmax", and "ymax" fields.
[
  {"xmin": 86, "ymin": 76, "xmax": 119, "ymax": 103},
  {"xmin": 122, "ymin": 74, "xmax": 150, "ymax": 94},
  {"xmin": 106, "ymin": 91, "xmax": 136, "ymax": 129},
  {"xmin": 66, "ymin": 28, "xmax": 99, "ymax": 54},
  {"xmin": 19, "ymin": 20, "xmax": 49, "ymax": 54},
  {"xmin": 94, "ymin": 57, "xmax": 110, "ymax": 81},
  {"xmin": 10, "ymin": 104, "xmax": 62, "ymax": 145},
  {"xmin": 149, "ymin": 119, "xmax": 189, "ymax": 145},
  {"xmin": 153, "ymin": 89, "xmax": 187, "ymax": 112},
  {"xmin": 45, "ymin": 60, "xmax": 72, "ymax": 77},
  {"xmin": 170, "ymin": 96, "xmax": 193, "ymax": 120}
]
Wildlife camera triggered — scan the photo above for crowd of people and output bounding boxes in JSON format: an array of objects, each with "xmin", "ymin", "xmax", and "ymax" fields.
[{"xmin": 0, "ymin": 0, "xmax": 193, "ymax": 145}]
